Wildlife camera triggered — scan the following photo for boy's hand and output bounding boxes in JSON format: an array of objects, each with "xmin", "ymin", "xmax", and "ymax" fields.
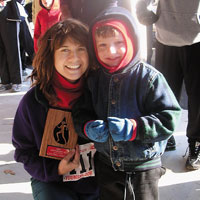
[
  {"xmin": 84, "ymin": 120, "xmax": 109, "ymax": 142},
  {"xmin": 108, "ymin": 117, "xmax": 136, "ymax": 142},
  {"xmin": 58, "ymin": 145, "xmax": 80, "ymax": 175}
]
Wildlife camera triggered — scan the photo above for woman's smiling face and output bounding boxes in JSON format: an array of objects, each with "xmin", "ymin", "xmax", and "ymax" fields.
[{"xmin": 54, "ymin": 37, "xmax": 89, "ymax": 82}]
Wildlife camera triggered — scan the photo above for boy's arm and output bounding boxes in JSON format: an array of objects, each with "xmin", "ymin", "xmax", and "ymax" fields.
[
  {"xmin": 73, "ymin": 83, "xmax": 109, "ymax": 143},
  {"xmin": 136, "ymin": 72, "xmax": 182, "ymax": 143},
  {"xmin": 72, "ymin": 86, "xmax": 98, "ymax": 139}
]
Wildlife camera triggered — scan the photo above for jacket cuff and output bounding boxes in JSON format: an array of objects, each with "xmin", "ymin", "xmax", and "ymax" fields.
[
  {"xmin": 83, "ymin": 120, "xmax": 94, "ymax": 137},
  {"xmin": 129, "ymin": 119, "xmax": 137, "ymax": 141}
]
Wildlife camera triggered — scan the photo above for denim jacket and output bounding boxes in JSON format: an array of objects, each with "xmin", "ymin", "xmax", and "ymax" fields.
[
  {"xmin": 72, "ymin": 6, "xmax": 181, "ymax": 172},
  {"xmin": 73, "ymin": 61, "xmax": 181, "ymax": 171}
]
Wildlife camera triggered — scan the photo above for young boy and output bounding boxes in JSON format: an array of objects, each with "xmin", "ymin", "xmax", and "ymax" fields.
[{"xmin": 72, "ymin": 6, "xmax": 181, "ymax": 200}]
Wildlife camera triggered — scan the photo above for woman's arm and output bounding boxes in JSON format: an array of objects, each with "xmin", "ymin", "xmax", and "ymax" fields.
[{"xmin": 12, "ymin": 93, "xmax": 62, "ymax": 182}]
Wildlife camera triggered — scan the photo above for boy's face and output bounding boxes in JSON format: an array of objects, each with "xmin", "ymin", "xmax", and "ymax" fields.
[
  {"xmin": 95, "ymin": 30, "xmax": 126, "ymax": 67},
  {"xmin": 54, "ymin": 37, "xmax": 89, "ymax": 83},
  {"xmin": 41, "ymin": 0, "xmax": 53, "ymax": 9}
]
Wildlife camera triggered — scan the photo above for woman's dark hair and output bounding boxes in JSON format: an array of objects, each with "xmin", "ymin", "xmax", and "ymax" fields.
[{"xmin": 31, "ymin": 18, "xmax": 89, "ymax": 103}]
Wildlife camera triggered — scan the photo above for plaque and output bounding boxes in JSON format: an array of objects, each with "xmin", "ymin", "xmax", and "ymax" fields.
[{"xmin": 39, "ymin": 108, "xmax": 78, "ymax": 160}]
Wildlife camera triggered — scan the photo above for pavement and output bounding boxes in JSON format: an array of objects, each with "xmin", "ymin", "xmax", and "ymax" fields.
[{"xmin": 0, "ymin": 68, "xmax": 200, "ymax": 200}]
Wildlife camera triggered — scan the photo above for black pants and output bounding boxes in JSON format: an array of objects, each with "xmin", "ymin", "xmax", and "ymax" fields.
[
  {"xmin": 19, "ymin": 20, "xmax": 34, "ymax": 63},
  {"xmin": 0, "ymin": 1, "xmax": 33, "ymax": 85},
  {"xmin": 96, "ymin": 159, "xmax": 166, "ymax": 200},
  {"xmin": 0, "ymin": 18, "xmax": 22, "ymax": 84},
  {"xmin": 31, "ymin": 178, "xmax": 99, "ymax": 200},
  {"xmin": 155, "ymin": 41, "xmax": 200, "ymax": 141}
]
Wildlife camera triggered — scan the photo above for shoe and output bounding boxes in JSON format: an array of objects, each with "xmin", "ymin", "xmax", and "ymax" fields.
[
  {"xmin": 11, "ymin": 84, "xmax": 22, "ymax": 92},
  {"xmin": 0, "ymin": 84, "xmax": 11, "ymax": 92},
  {"xmin": 165, "ymin": 135, "xmax": 176, "ymax": 151},
  {"xmin": 185, "ymin": 141, "xmax": 200, "ymax": 170}
]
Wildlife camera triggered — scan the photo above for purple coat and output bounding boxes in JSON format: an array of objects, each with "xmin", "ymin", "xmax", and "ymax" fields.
[{"xmin": 12, "ymin": 86, "xmax": 98, "ymax": 194}]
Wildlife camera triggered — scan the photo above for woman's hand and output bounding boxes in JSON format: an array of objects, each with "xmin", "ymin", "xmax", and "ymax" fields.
[{"xmin": 58, "ymin": 145, "xmax": 80, "ymax": 175}]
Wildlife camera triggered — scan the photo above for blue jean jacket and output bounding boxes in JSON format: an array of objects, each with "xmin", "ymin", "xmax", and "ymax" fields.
[{"xmin": 73, "ymin": 61, "xmax": 181, "ymax": 171}]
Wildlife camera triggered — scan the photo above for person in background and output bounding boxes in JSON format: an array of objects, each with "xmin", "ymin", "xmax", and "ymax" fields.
[
  {"xmin": 12, "ymin": 19, "xmax": 99, "ymax": 200},
  {"xmin": 136, "ymin": 0, "xmax": 200, "ymax": 170},
  {"xmin": 24, "ymin": 1, "xmax": 33, "ymax": 22},
  {"xmin": 20, "ymin": 1, "xmax": 34, "ymax": 76},
  {"xmin": 59, "ymin": 0, "xmax": 71, "ymax": 20},
  {"xmin": 32, "ymin": 0, "xmax": 41, "ymax": 24},
  {"xmin": 0, "ymin": 0, "xmax": 5, "ymax": 11},
  {"xmin": 0, "ymin": 0, "xmax": 33, "ymax": 92},
  {"xmin": 63, "ymin": 0, "xmax": 131, "ymax": 26},
  {"xmin": 33, "ymin": 0, "xmax": 61, "ymax": 52},
  {"xmin": 72, "ymin": 6, "xmax": 181, "ymax": 200}
]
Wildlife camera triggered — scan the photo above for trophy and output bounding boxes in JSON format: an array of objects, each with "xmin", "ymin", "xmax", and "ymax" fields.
[{"xmin": 39, "ymin": 108, "xmax": 78, "ymax": 160}]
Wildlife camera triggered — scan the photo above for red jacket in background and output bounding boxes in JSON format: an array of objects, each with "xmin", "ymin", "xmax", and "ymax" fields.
[{"xmin": 34, "ymin": 0, "xmax": 61, "ymax": 52}]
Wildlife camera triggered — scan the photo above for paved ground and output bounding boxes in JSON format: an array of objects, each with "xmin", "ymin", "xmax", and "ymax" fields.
[{"xmin": 0, "ymin": 69, "xmax": 199, "ymax": 200}]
